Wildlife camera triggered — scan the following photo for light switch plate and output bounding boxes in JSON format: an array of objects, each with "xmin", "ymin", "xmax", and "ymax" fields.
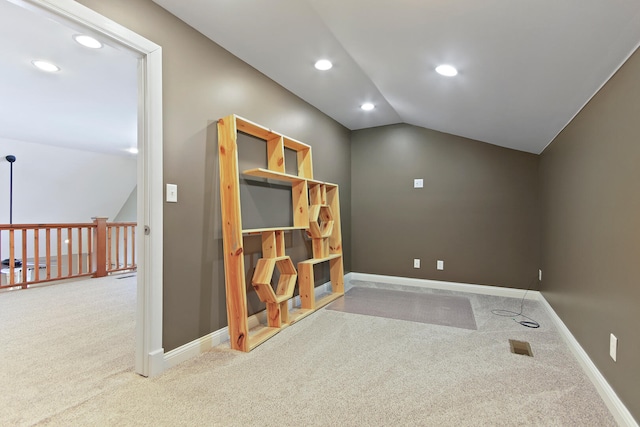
[
  {"xmin": 437, "ymin": 260, "xmax": 444, "ymax": 270},
  {"xmin": 413, "ymin": 259, "xmax": 420, "ymax": 268},
  {"xmin": 610, "ymin": 333, "xmax": 617, "ymax": 362},
  {"xmin": 166, "ymin": 183, "xmax": 178, "ymax": 203},
  {"xmin": 414, "ymin": 178, "xmax": 424, "ymax": 188}
]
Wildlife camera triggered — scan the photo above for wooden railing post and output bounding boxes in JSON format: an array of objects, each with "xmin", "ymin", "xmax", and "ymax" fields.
[{"xmin": 92, "ymin": 217, "xmax": 108, "ymax": 278}]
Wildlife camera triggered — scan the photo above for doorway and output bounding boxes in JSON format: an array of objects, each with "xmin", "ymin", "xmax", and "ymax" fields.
[{"xmin": 2, "ymin": 0, "xmax": 163, "ymax": 377}]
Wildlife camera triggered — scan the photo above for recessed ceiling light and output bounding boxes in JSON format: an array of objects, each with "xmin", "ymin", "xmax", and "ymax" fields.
[
  {"xmin": 435, "ymin": 64, "xmax": 458, "ymax": 77},
  {"xmin": 32, "ymin": 60, "xmax": 60, "ymax": 72},
  {"xmin": 128, "ymin": 147, "xmax": 139, "ymax": 154},
  {"xmin": 73, "ymin": 34, "xmax": 103, "ymax": 49},
  {"xmin": 314, "ymin": 59, "xmax": 333, "ymax": 71},
  {"xmin": 360, "ymin": 103, "xmax": 375, "ymax": 111}
]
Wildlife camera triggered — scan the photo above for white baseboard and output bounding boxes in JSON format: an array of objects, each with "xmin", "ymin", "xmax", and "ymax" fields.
[
  {"xmin": 349, "ymin": 272, "xmax": 540, "ymax": 300},
  {"xmin": 343, "ymin": 272, "xmax": 354, "ymax": 291},
  {"xmin": 148, "ymin": 348, "xmax": 165, "ymax": 377},
  {"xmin": 163, "ymin": 273, "xmax": 353, "ymax": 371},
  {"xmin": 348, "ymin": 272, "xmax": 637, "ymax": 426},
  {"xmin": 163, "ymin": 327, "xmax": 229, "ymax": 370},
  {"xmin": 538, "ymin": 297, "xmax": 638, "ymax": 427}
]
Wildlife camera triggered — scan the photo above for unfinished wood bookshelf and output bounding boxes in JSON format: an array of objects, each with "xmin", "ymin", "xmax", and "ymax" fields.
[{"xmin": 218, "ymin": 114, "xmax": 344, "ymax": 352}]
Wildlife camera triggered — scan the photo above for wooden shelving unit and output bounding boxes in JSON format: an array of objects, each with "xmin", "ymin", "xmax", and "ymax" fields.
[{"xmin": 218, "ymin": 114, "xmax": 344, "ymax": 352}]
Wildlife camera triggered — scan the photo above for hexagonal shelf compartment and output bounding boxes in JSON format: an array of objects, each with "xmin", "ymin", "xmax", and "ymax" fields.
[
  {"xmin": 308, "ymin": 204, "xmax": 334, "ymax": 239},
  {"xmin": 251, "ymin": 256, "xmax": 297, "ymax": 304}
]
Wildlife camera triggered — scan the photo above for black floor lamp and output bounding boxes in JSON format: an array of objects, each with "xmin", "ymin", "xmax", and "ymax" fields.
[
  {"xmin": 6, "ymin": 155, "xmax": 15, "ymax": 224},
  {"xmin": 2, "ymin": 155, "xmax": 21, "ymax": 267}
]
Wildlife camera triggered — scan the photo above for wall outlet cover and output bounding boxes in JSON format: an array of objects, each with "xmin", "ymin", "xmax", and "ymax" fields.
[
  {"xmin": 413, "ymin": 178, "xmax": 424, "ymax": 188},
  {"xmin": 437, "ymin": 260, "xmax": 444, "ymax": 270},
  {"xmin": 413, "ymin": 259, "xmax": 420, "ymax": 268}
]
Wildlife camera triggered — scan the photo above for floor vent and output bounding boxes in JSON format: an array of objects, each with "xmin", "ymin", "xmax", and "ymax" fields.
[{"xmin": 509, "ymin": 339, "xmax": 533, "ymax": 357}]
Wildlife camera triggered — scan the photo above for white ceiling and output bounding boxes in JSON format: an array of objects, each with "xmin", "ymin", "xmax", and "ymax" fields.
[
  {"xmin": 2, "ymin": 1, "xmax": 639, "ymax": 157},
  {"xmin": 0, "ymin": 0, "xmax": 138, "ymax": 157},
  {"xmin": 153, "ymin": 0, "xmax": 640, "ymax": 154}
]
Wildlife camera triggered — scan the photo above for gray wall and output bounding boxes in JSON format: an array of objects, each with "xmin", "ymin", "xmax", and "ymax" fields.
[
  {"xmin": 540, "ymin": 47, "xmax": 640, "ymax": 419},
  {"xmin": 351, "ymin": 124, "xmax": 540, "ymax": 289},
  {"xmin": 77, "ymin": 0, "xmax": 351, "ymax": 352},
  {"xmin": 70, "ymin": 3, "xmax": 639, "ymax": 419}
]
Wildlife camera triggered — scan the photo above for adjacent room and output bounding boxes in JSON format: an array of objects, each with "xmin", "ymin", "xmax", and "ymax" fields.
[
  {"xmin": 1, "ymin": 0, "xmax": 638, "ymax": 425},
  {"xmin": 0, "ymin": 1, "xmax": 140, "ymax": 423}
]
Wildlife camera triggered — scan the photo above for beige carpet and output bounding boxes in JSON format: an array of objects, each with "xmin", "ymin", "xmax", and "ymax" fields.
[
  {"xmin": 0, "ymin": 278, "xmax": 619, "ymax": 426},
  {"xmin": 0, "ymin": 275, "xmax": 136, "ymax": 426}
]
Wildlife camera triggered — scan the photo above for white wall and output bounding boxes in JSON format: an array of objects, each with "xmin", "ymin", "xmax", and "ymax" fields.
[
  {"xmin": 114, "ymin": 186, "xmax": 137, "ymax": 222},
  {"xmin": 0, "ymin": 137, "xmax": 136, "ymax": 223},
  {"xmin": 0, "ymin": 137, "xmax": 136, "ymax": 260}
]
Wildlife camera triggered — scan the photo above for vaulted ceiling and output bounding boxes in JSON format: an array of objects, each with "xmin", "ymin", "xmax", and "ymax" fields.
[
  {"xmin": 153, "ymin": 0, "xmax": 640, "ymax": 154},
  {"xmin": 2, "ymin": 1, "xmax": 640, "ymax": 156}
]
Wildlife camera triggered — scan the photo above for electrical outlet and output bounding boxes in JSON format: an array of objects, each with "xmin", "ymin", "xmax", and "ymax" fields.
[
  {"xmin": 539, "ymin": 269, "xmax": 542, "ymax": 281},
  {"xmin": 413, "ymin": 179, "xmax": 424, "ymax": 188},
  {"xmin": 413, "ymin": 259, "xmax": 420, "ymax": 269},
  {"xmin": 437, "ymin": 260, "xmax": 444, "ymax": 270},
  {"xmin": 610, "ymin": 333, "xmax": 618, "ymax": 362}
]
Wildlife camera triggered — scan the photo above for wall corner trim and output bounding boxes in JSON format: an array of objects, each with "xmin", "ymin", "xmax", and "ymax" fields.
[{"xmin": 148, "ymin": 348, "xmax": 165, "ymax": 377}]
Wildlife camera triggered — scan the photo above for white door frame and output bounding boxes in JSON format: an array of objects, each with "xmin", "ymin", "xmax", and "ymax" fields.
[{"xmin": 14, "ymin": 0, "xmax": 164, "ymax": 376}]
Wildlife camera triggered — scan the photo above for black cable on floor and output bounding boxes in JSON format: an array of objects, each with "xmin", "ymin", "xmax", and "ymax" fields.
[{"xmin": 491, "ymin": 278, "xmax": 540, "ymax": 328}]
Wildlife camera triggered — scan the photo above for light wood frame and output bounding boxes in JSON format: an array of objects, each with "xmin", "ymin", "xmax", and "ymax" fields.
[{"xmin": 218, "ymin": 114, "xmax": 344, "ymax": 352}]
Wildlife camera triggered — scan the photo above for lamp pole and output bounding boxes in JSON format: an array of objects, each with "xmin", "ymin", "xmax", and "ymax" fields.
[
  {"xmin": 2, "ymin": 155, "xmax": 20, "ymax": 268},
  {"xmin": 5, "ymin": 155, "xmax": 16, "ymax": 224}
]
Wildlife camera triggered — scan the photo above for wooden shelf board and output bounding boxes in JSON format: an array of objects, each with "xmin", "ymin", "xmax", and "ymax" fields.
[
  {"xmin": 283, "ymin": 136, "xmax": 312, "ymax": 151},
  {"xmin": 243, "ymin": 226, "xmax": 307, "ymax": 235},
  {"xmin": 248, "ymin": 325, "xmax": 281, "ymax": 350},
  {"xmin": 243, "ymin": 168, "xmax": 329, "ymax": 186},
  {"xmin": 315, "ymin": 292, "xmax": 344, "ymax": 309},
  {"xmin": 275, "ymin": 294, "xmax": 292, "ymax": 304},
  {"xmin": 243, "ymin": 168, "xmax": 305, "ymax": 183},
  {"xmin": 235, "ymin": 116, "xmax": 279, "ymax": 140},
  {"xmin": 298, "ymin": 253, "xmax": 342, "ymax": 265},
  {"xmin": 287, "ymin": 308, "xmax": 314, "ymax": 324},
  {"xmin": 307, "ymin": 179, "xmax": 325, "ymax": 185}
]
